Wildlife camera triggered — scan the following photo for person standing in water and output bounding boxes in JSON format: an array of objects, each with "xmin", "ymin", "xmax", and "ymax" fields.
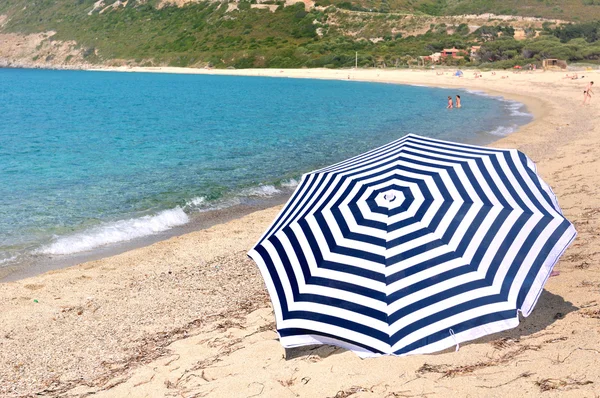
[
  {"xmin": 447, "ymin": 96, "xmax": 453, "ymax": 109},
  {"xmin": 583, "ymin": 81, "xmax": 594, "ymax": 105},
  {"xmin": 456, "ymin": 95, "xmax": 462, "ymax": 108}
]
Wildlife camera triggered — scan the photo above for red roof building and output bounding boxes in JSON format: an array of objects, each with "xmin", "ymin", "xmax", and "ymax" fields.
[{"xmin": 441, "ymin": 48, "xmax": 464, "ymax": 58}]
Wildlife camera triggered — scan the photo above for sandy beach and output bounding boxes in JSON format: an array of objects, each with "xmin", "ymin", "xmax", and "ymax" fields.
[{"xmin": 1, "ymin": 68, "xmax": 599, "ymax": 397}]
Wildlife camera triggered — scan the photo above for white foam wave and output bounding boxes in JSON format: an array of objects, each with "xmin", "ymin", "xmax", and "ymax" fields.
[
  {"xmin": 465, "ymin": 89, "xmax": 487, "ymax": 95},
  {"xmin": 183, "ymin": 183, "xmax": 289, "ymax": 215},
  {"xmin": 186, "ymin": 196, "xmax": 206, "ymax": 207},
  {"xmin": 184, "ymin": 195, "xmax": 240, "ymax": 213},
  {"xmin": 511, "ymin": 110, "xmax": 531, "ymax": 117},
  {"xmin": 0, "ymin": 255, "xmax": 18, "ymax": 266},
  {"xmin": 466, "ymin": 89, "xmax": 513, "ymax": 102},
  {"xmin": 281, "ymin": 178, "xmax": 299, "ymax": 189},
  {"xmin": 465, "ymin": 89, "xmax": 532, "ymax": 117},
  {"xmin": 505, "ymin": 101, "xmax": 532, "ymax": 117},
  {"xmin": 39, "ymin": 207, "xmax": 189, "ymax": 255},
  {"xmin": 241, "ymin": 185, "xmax": 281, "ymax": 197},
  {"xmin": 487, "ymin": 125, "xmax": 518, "ymax": 136},
  {"xmin": 183, "ymin": 196, "xmax": 209, "ymax": 212}
]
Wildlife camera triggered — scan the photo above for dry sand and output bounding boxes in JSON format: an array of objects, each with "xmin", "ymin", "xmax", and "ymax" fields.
[{"xmin": 1, "ymin": 68, "xmax": 599, "ymax": 397}]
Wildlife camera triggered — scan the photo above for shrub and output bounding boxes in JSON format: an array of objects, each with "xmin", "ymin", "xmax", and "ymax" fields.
[{"xmin": 233, "ymin": 55, "xmax": 256, "ymax": 68}]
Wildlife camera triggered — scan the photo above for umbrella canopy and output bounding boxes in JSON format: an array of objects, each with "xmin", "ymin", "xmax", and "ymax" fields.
[{"xmin": 248, "ymin": 134, "xmax": 576, "ymax": 357}]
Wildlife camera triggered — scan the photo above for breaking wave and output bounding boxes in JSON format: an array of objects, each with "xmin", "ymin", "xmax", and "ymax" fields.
[
  {"xmin": 240, "ymin": 185, "xmax": 282, "ymax": 197},
  {"xmin": 487, "ymin": 125, "xmax": 518, "ymax": 136},
  {"xmin": 505, "ymin": 101, "xmax": 532, "ymax": 117},
  {"xmin": 281, "ymin": 178, "xmax": 300, "ymax": 188},
  {"xmin": 38, "ymin": 207, "xmax": 189, "ymax": 255},
  {"xmin": 0, "ymin": 255, "xmax": 18, "ymax": 266}
]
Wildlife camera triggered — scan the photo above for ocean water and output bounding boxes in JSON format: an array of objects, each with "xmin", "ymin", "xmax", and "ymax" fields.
[{"xmin": 0, "ymin": 68, "xmax": 532, "ymax": 269}]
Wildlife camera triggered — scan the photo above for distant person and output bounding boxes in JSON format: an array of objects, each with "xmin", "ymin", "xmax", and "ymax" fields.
[
  {"xmin": 456, "ymin": 95, "xmax": 461, "ymax": 108},
  {"xmin": 447, "ymin": 96, "xmax": 453, "ymax": 109},
  {"xmin": 583, "ymin": 81, "xmax": 594, "ymax": 105}
]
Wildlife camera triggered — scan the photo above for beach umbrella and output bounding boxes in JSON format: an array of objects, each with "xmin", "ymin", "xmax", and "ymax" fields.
[{"xmin": 248, "ymin": 134, "xmax": 576, "ymax": 357}]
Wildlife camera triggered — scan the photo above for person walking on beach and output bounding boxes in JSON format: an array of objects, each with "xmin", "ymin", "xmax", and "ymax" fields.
[
  {"xmin": 583, "ymin": 81, "xmax": 594, "ymax": 105},
  {"xmin": 456, "ymin": 95, "xmax": 461, "ymax": 108},
  {"xmin": 447, "ymin": 96, "xmax": 453, "ymax": 109}
]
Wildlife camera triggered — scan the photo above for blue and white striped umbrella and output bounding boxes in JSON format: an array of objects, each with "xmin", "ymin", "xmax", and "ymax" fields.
[{"xmin": 248, "ymin": 134, "xmax": 576, "ymax": 357}]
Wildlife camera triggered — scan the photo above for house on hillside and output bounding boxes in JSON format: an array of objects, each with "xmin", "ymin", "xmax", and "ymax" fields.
[
  {"xmin": 441, "ymin": 48, "xmax": 464, "ymax": 59},
  {"xmin": 470, "ymin": 46, "xmax": 481, "ymax": 59},
  {"xmin": 418, "ymin": 52, "xmax": 442, "ymax": 65},
  {"xmin": 429, "ymin": 52, "xmax": 442, "ymax": 63},
  {"xmin": 431, "ymin": 52, "xmax": 442, "ymax": 63}
]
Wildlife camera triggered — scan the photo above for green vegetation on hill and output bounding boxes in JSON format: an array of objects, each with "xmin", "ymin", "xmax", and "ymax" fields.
[
  {"xmin": 441, "ymin": 0, "xmax": 599, "ymax": 20},
  {"xmin": 1, "ymin": 0, "xmax": 600, "ymax": 69},
  {"xmin": 314, "ymin": 0, "xmax": 600, "ymax": 21}
]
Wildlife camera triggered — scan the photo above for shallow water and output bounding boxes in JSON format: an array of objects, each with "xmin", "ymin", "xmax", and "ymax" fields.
[{"xmin": 0, "ymin": 68, "xmax": 532, "ymax": 268}]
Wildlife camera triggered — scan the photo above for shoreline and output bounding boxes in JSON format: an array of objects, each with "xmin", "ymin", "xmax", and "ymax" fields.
[
  {"xmin": 2, "ymin": 68, "xmax": 599, "ymax": 397},
  {"xmin": 0, "ymin": 67, "xmax": 537, "ymax": 283},
  {"xmin": 87, "ymin": 65, "xmax": 547, "ymax": 116},
  {"xmin": 0, "ymin": 193, "xmax": 291, "ymax": 283}
]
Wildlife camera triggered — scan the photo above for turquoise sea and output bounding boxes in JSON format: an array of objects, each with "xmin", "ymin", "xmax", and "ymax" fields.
[{"xmin": 0, "ymin": 68, "xmax": 532, "ymax": 271}]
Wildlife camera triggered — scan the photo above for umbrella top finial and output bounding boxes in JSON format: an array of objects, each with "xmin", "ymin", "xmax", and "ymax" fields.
[{"xmin": 384, "ymin": 192, "xmax": 396, "ymax": 202}]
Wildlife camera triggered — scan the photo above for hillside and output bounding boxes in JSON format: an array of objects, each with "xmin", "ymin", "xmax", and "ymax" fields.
[
  {"xmin": 1, "ymin": 0, "xmax": 599, "ymax": 69},
  {"xmin": 3, "ymin": 0, "xmax": 593, "ymax": 24},
  {"xmin": 318, "ymin": 0, "xmax": 600, "ymax": 21}
]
